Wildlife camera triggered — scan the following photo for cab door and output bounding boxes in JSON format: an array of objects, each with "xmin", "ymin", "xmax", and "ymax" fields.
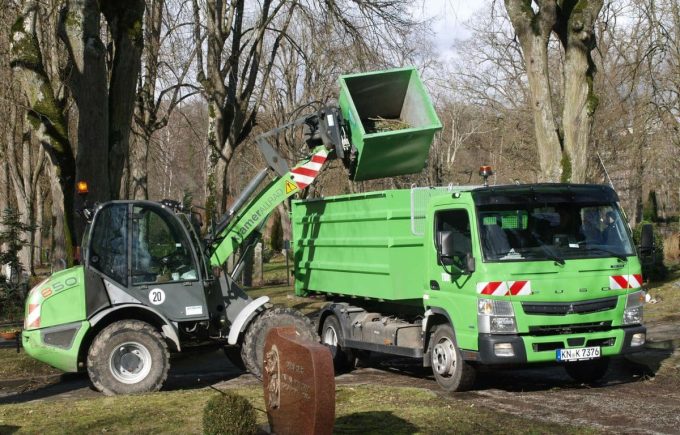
[
  {"xmin": 128, "ymin": 204, "xmax": 209, "ymax": 322},
  {"xmin": 425, "ymin": 206, "xmax": 480, "ymax": 351}
]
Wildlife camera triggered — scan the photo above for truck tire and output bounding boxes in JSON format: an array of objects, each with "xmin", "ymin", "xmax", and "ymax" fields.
[
  {"xmin": 241, "ymin": 307, "xmax": 318, "ymax": 379},
  {"xmin": 430, "ymin": 324, "xmax": 475, "ymax": 392},
  {"xmin": 321, "ymin": 314, "xmax": 355, "ymax": 372},
  {"xmin": 564, "ymin": 357, "xmax": 609, "ymax": 383},
  {"xmin": 87, "ymin": 320, "xmax": 169, "ymax": 396}
]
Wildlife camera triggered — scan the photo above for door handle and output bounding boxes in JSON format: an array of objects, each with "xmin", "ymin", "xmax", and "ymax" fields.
[{"xmin": 430, "ymin": 280, "xmax": 440, "ymax": 290}]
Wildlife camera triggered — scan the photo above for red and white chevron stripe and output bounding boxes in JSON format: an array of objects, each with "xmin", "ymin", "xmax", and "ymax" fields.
[
  {"xmin": 476, "ymin": 281, "xmax": 532, "ymax": 296},
  {"xmin": 25, "ymin": 289, "xmax": 42, "ymax": 329},
  {"xmin": 609, "ymin": 274, "xmax": 643, "ymax": 289},
  {"xmin": 290, "ymin": 149, "xmax": 329, "ymax": 190}
]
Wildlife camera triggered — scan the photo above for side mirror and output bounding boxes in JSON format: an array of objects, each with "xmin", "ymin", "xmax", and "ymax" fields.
[
  {"xmin": 466, "ymin": 253, "xmax": 476, "ymax": 274},
  {"xmin": 639, "ymin": 224, "xmax": 655, "ymax": 254},
  {"xmin": 437, "ymin": 231, "xmax": 474, "ymax": 275},
  {"xmin": 639, "ymin": 224, "xmax": 656, "ymax": 263},
  {"xmin": 438, "ymin": 231, "xmax": 455, "ymax": 265}
]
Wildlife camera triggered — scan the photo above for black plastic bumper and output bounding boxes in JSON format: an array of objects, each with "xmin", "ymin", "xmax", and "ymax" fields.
[
  {"xmin": 468, "ymin": 325, "xmax": 647, "ymax": 365},
  {"xmin": 619, "ymin": 324, "xmax": 647, "ymax": 354},
  {"xmin": 472, "ymin": 334, "xmax": 528, "ymax": 364}
]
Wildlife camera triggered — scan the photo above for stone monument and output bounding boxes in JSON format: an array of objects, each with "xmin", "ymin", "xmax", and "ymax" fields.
[{"xmin": 263, "ymin": 326, "xmax": 335, "ymax": 435}]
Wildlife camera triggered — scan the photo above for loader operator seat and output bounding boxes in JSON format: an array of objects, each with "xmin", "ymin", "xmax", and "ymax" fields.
[{"xmin": 131, "ymin": 205, "xmax": 196, "ymax": 285}]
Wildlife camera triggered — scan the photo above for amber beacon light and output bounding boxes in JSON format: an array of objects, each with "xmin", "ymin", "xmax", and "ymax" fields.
[
  {"xmin": 479, "ymin": 165, "xmax": 494, "ymax": 187},
  {"xmin": 76, "ymin": 181, "xmax": 89, "ymax": 195}
]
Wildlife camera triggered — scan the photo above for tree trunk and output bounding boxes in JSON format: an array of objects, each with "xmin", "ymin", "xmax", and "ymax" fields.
[
  {"xmin": 130, "ymin": 134, "xmax": 150, "ymax": 199},
  {"xmin": 46, "ymin": 164, "xmax": 74, "ymax": 270},
  {"xmin": 102, "ymin": 1, "xmax": 145, "ymax": 199},
  {"xmin": 35, "ymin": 181, "xmax": 44, "ymax": 267},
  {"xmin": 558, "ymin": 0, "xmax": 603, "ymax": 183},
  {"xmin": 504, "ymin": 0, "xmax": 563, "ymax": 181},
  {"xmin": 60, "ymin": 0, "xmax": 111, "ymax": 208},
  {"xmin": 11, "ymin": 2, "xmax": 77, "ymax": 267}
]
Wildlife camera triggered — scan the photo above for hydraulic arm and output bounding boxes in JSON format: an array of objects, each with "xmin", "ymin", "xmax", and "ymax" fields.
[{"xmin": 208, "ymin": 106, "xmax": 347, "ymax": 269}]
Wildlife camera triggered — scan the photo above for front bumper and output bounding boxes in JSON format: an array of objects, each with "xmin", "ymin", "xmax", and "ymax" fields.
[
  {"xmin": 22, "ymin": 321, "xmax": 89, "ymax": 372},
  {"xmin": 468, "ymin": 325, "xmax": 646, "ymax": 365}
]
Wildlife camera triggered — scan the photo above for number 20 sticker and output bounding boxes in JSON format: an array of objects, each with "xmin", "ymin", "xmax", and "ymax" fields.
[{"xmin": 149, "ymin": 288, "xmax": 166, "ymax": 305}]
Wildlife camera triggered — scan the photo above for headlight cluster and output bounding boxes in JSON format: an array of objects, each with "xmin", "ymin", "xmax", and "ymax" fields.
[
  {"xmin": 623, "ymin": 290, "xmax": 645, "ymax": 325},
  {"xmin": 478, "ymin": 298, "xmax": 517, "ymax": 334}
]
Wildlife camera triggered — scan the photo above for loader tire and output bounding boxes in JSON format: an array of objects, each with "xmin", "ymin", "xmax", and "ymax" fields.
[
  {"xmin": 87, "ymin": 320, "xmax": 169, "ymax": 396},
  {"xmin": 241, "ymin": 307, "xmax": 318, "ymax": 379}
]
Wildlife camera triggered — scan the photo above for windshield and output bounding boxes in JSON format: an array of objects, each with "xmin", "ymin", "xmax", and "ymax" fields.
[{"xmin": 477, "ymin": 202, "xmax": 634, "ymax": 262}]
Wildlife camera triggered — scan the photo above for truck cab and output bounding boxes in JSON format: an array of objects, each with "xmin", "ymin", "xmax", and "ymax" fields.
[{"xmin": 426, "ymin": 185, "xmax": 646, "ymax": 377}]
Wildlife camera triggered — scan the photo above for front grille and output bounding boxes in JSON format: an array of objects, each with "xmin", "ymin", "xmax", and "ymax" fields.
[
  {"xmin": 533, "ymin": 342, "xmax": 563, "ymax": 352},
  {"xmin": 587, "ymin": 337, "xmax": 615, "ymax": 347},
  {"xmin": 528, "ymin": 321, "xmax": 612, "ymax": 336},
  {"xmin": 522, "ymin": 297, "xmax": 618, "ymax": 316}
]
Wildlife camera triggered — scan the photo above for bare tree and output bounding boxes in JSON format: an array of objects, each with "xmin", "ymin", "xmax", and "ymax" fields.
[
  {"xmin": 504, "ymin": 0, "xmax": 604, "ymax": 182},
  {"xmin": 130, "ymin": 0, "xmax": 197, "ymax": 199}
]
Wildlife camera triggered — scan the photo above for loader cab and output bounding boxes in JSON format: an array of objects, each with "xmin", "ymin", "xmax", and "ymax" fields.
[{"xmin": 85, "ymin": 201, "xmax": 211, "ymax": 322}]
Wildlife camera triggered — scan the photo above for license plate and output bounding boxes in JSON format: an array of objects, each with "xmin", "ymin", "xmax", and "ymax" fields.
[{"xmin": 556, "ymin": 346, "xmax": 601, "ymax": 362}]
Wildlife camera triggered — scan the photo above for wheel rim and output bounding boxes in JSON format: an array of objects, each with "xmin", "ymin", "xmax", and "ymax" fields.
[
  {"xmin": 323, "ymin": 325, "xmax": 338, "ymax": 347},
  {"xmin": 109, "ymin": 341, "xmax": 152, "ymax": 384},
  {"xmin": 432, "ymin": 337, "xmax": 456, "ymax": 377}
]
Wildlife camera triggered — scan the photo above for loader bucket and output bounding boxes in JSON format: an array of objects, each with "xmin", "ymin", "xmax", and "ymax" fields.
[{"xmin": 338, "ymin": 67, "xmax": 442, "ymax": 181}]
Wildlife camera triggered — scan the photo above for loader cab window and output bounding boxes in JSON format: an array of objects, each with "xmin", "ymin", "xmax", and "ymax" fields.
[
  {"xmin": 88, "ymin": 204, "xmax": 128, "ymax": 285},
  {"xmin": 131, "ymin": 206, "xmax": 197, "ymax": 285},
  {"xmin": 435, "ymin": 209, "xmax": 472, "ymax": 269}
]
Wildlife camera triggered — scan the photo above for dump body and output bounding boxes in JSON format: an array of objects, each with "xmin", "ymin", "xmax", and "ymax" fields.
[
  {"xmin": 338, "ymin": 67, "xmax": 441, "ymax": 181},
  {"xmin": 295, "ymin": 184, "xmax": 647, "ymax": 366},
  {"xmin": 293, "ymin": 189, "xmax": 430, "ymax": 300}
]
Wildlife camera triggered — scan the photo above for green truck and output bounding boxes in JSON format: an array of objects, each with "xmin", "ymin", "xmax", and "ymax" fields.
[{"xmin": 295, "ymin": 184, "xmax": 649, "ymax": 391}]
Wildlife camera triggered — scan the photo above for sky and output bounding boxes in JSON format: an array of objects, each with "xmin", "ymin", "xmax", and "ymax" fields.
[{"xmin": 411, "ymin": 0, "xmax": 485, "ymax": 60}]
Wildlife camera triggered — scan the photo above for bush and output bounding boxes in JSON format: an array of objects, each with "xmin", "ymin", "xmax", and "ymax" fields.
[
  {"xmin": 203, "ymin": 392, "xmax": 257, "ymax": 435},
  {"xmin": 632, "ymin": 221, "xmax": 667, "ymax": 281}
]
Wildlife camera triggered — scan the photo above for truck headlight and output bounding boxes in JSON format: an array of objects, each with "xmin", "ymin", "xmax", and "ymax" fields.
[
  {"xmin": 623, "ymin": 291, "xmax": 644, "ymax": 325},
  {"xmin": 478, "ymin": 298, "xmax": 517, "ymax": 334}
]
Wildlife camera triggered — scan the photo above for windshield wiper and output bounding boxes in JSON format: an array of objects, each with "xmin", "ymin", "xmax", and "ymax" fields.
[
  {"xmin": 528, "ymin": 231, "xmax": 565, "ymax": 265},
  {"xmin": 582, "ymin": 247, "xmax": 628, "ymax": 262}
]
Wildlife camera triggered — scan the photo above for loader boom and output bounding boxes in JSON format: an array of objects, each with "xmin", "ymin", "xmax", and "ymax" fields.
[{"xmin": 209, "ymin": 145, "xmax": 332, "ymax": 267}]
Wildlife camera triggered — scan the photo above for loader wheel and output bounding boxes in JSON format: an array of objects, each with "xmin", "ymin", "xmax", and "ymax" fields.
[
  {"xmin": 321, "ymin": 314, "xmax": 355, "ymax": 372},
  {"xmin": 564, "ymin": 357, "xmax": 609, "ymax": 383},
  {"xmin": 430, "ymin": 324, "xmax": 475, "ymax": 392},
  {"xmin": 241, "ymin": 307, "xmax": 318, "ymax": 379},
  {"xmin": 87, "ymin": 320, "xmax": 169, "ymax": 396}
]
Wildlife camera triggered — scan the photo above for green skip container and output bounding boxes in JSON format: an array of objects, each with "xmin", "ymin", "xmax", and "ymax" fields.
[{"xmin": 338, "ymin": 67, "xmax": 442, "ymax": 181}]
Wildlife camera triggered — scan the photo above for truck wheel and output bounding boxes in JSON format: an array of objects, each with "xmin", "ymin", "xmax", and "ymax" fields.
[
  {"xmin": 87, "ymin": 320, "xmax": 169, "ymax": 396},
  {"xmin": 430, "ymin": 324, "xmax": 475, "ymax": 392},
  {"xmin": 564, "ymin": 358, "xmax": 609, "ymax": 383},
  {"xmin": 321, "ymin": 314, "xmax": 355, "ymax": 371},
  {"xmin": 241, "ymin": 307, "xmax": 318, "ymax": 379}
]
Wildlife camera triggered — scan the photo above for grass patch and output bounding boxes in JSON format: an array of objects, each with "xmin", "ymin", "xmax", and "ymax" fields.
[
  {"xmin": 0, "ymin": 384, "xmax": 593, "ymax": 434},
  {"xmin": 645, "ymin": 265, "xmax": 680, "ymax": 323},
  {"xmin": 0, "ymin": 348, "xmax": 60, "ymax": 379}
]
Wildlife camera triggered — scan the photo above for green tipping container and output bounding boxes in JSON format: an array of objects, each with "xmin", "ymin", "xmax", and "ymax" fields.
[{"xmin": 338, "ymin": 67, "xmax": 442, "ymax": 181}]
